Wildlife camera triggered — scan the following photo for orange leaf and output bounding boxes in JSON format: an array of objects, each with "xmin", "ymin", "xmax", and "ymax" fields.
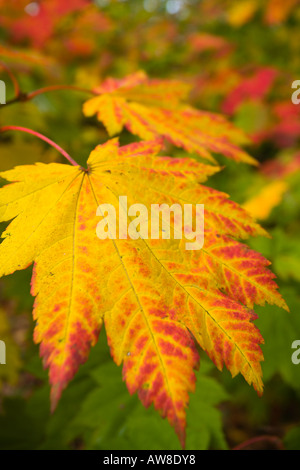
[{"xmin": 83, "ymin": 71, "xmax": 257, "ymax": 166}]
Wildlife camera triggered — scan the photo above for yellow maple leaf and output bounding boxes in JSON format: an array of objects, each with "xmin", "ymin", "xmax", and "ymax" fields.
[
  {"xmin": 243, "ymin": 180, "xmax": 289, "ymax": 220},
  {"xmin": 0, "ymin": 138, "xmax": 288, "ymax": 446},
  {"xmin": 227, "ymin": 0, "xmax": 258, "ymax": 27}
]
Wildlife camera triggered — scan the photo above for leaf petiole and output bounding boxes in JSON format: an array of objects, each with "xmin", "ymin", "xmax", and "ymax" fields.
[
  {"xmin": 0, "ymin": 125, "xmax": 79, "ymax": 166},
  {"xmin": 3, "ymin": 84, "xmax": 96, "ymax": 106},
  {"xmin": 0, "ymin": 61, "xmax": 21, "ymax": 97},
  {"xmin": 26, "ymin": 84, "xmax": 96, "ymax": 100}
]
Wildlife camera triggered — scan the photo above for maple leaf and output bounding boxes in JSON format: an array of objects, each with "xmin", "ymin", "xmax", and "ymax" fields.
[
  {"xmin": 243, "ymin": 180, "xmax": 289, "ymax": 220},
  {"xmin": 264, "ymin": 0, "xmax": 299, "ymax": 24},
  {"xmin": 187, "ymin": 32, "xmax": 231, "ymax": 55},
  {"xmin": 261, "ymin": 151, "xmax": 300, "ymax": 179},
  {"xmin": 0, "ymin": 138, "xmax": 288, "ymax": 446},
  {"xmin": 0, "ymin": 308, "xmax": 22, "ymax": 388},
  {"xmin": 226, "ymin": 0, "xmax": 258, "ymax": 27},
  {"xmin": 0, "ymin": 0, "xmax": 90, "ymax": 49},
  {"xmin": 83, "ymin": 71, "xmax": 257, "ymax": 166},
  {"xmin": 221, "ymin": 67, "xmax": 278, "ymax": 116}
]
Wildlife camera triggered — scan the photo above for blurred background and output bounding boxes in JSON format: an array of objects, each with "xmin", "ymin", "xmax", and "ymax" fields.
[{"xmin": 0, "ymin": 0, "xmax": 300, "ymax": 450}]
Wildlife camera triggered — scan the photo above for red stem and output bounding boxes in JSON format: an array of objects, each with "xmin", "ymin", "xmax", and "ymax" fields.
[
  {"xmin": 233, "ymin": 435, "xmax": 284, "ymax": 450},
  {"xmin": 0, "ymin": 126, "xmax": 79, "ymax": 167},
  {"xmin": 26, "ymin": 84, "xmax": 96, "ymax": 100},
  {"xmin": 0, "ymin": 61, "xmax": 21, "ymax": 97}
]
